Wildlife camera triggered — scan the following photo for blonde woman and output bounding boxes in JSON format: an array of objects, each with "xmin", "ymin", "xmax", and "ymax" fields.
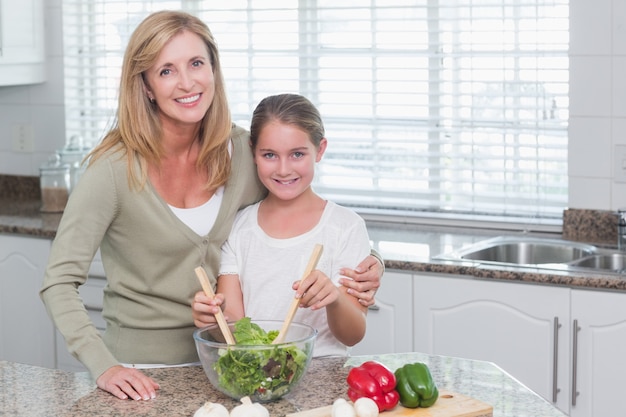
[{"xmin": 40, "ymin": 10, "xmax": 383, "ymax": 401}]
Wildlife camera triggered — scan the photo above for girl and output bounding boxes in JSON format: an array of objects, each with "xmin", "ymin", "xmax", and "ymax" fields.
[{"xmin": 194, "ymin": 94, "xmax": 371, "ymax": 355}]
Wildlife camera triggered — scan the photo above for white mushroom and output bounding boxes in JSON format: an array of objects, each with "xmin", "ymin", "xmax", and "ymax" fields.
[
  {"xmin": 353, "ymin": 397, "xmax": 379, "ymax": 417},
  {"xmin": 331, "ymin": 398, "xmax": 356, "ymax": 417}
]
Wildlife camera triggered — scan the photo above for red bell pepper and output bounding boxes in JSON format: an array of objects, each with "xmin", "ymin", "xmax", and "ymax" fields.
[{"xmin": 346, "ymin": 360, "xmax": 400, "ymax": 412}]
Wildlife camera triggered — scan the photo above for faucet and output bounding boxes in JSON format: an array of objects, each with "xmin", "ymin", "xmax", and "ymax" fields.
[{"xmin": 618, "ymin": 209, "xmax": 626, "ymax": 250}]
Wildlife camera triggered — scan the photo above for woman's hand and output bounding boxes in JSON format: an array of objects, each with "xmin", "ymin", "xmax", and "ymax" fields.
[
  {"xmin": 339, "ymin": 254, "xmax": 383, "ymax": 307},
  {"xmin": 96, "ymin": 365, "xmax": 160, "ymax": 400},
  {"xmin": 191, "ymin": 291, "xmax": 224, "ymax": 328}
]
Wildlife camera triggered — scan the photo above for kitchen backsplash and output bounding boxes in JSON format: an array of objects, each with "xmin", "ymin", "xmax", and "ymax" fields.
[
  {"xmin": 562, "ymin": 208, "xmax": 617, "ymax": 246},
  {"xmin": 0, "ymin": 175, "xmax": 40, "ymax": 200},
  {"xmin": 0, "ymin": 174, "xmax": 619, "ymax": 247}
]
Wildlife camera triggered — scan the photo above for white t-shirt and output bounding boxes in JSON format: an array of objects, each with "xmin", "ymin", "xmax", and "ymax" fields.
[{"xmin": 219, "ymin": 200, "xmax": 371, "ymax": 357}]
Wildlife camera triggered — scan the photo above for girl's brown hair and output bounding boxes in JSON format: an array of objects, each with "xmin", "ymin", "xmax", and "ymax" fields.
[{"xmin": 250, "ymin": 94, "xmax": 325, "ymax": 150}]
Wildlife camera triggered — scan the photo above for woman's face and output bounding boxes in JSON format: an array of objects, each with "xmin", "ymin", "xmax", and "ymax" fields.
[
  {"xmin": 144, "ymin": 30, "xmax": 215, "ymax": 130},
  {"xmin": 253, "ymin": 120, "xmax": 327, "ymax": 202}
]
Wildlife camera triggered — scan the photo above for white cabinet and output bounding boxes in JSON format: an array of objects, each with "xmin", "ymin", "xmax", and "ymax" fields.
[
  {"xmin": 569, "ymin": 289, "xmax": 626, "ymax": 417},
  {"xmin": 413, "ymin": 273, "xmax": 626, "ymax": 416},
  {"xmin": 413, "ymin": 273, "xmax": 571, "ymax": 411},
  {"xmin": 0, "ymin": 0, "xmax": 46, "ymax": 85},
  {"xmin": 0, "ymin": 234, "xmax": 55, "ymax": 367},
  {"xmin": 351, "ymin": 271, "xmax": 413, "ymax": 355}
]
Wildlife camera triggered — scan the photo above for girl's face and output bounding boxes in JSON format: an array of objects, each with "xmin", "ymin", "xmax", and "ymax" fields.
[
  {"xmin": 143, "ymin": 30, "xmax": 215, "ymax": 130},
  {"xmin": 254, "ymin": 120, "xmax": 327, "ymax": 202}
]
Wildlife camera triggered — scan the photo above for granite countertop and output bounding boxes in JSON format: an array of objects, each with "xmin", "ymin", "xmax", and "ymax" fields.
[
  {"xmin": 0, "ymin": 352, "xmax": 566, "ymax": 417},
  {"xmin": 2, "ymin": 191, "xmax": 626, "ymax": 292},
  {"xmin": 0, "ymin": 198, "xmax": 61, "ymax": 238}
]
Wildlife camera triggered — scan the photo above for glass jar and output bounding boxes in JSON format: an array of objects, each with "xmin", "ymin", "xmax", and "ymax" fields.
[
  {"xmin": 40, "ymin": 153, "xmax": 70, "ymax": 213},
  {"xmin": 59, "ymin": 135, "xmax": 90, "ymax": 191}
]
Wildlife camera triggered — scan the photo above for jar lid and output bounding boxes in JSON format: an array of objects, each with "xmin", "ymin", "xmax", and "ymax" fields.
[
  {"xmin": 40, "ymin": 153, "xmax": 70, "ymax": 173},
  {"xmin": 59, "ymin": 135, "xmax": 90, "ymax": 163},
  {"xmin": 63, "ymin": 135, "xmax": 89, "ymax": 152}
]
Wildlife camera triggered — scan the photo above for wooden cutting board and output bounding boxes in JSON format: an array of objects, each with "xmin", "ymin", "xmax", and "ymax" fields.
[{"xmin": 285, "ymin": 390, "xmax": 492, "ymax": 417}]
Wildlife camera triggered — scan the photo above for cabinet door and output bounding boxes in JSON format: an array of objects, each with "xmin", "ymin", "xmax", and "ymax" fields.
[
  {"xmin": 570, "ymin": 290, "xmax": 626, "ymax": 417},
  {"xmin": 413, "ymin": 273, "xmax": 570, "ymax": 411},
  {"xmin": 350, "ymin": 271, "xmax": 413, "ymax": 355},
  {"xmin": 0, "ymin": 235, "xmax": 54, "ymax": 367},
  {"xmin": 0, "ymin": 0, "xmax": 46, "ymax": 85}
]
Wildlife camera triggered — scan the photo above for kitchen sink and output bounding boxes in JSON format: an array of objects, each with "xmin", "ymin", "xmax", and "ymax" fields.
[
  {"xmin": 435, "ymin": 236, "xmax": 597, "ymax": 265},
  {"xmin": 435, "ymin": 235, "xmax": 626, "ymax": 274},
  {"xmin": 567, "ymin": 253, "xmax": 626, "ymax": 272}
]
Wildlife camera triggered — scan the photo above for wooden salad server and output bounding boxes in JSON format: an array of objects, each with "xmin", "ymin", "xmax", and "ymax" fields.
[
  {"xmin": 272, "ymin": 244, "xmax": 324, "ymax": 344},
  {"xmin": 194, "ymin": 266, "xmax": 236, "ymax": 345}
]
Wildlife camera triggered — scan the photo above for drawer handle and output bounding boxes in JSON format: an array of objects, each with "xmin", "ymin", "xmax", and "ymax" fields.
[
  {"xmin": 571, "ymin": 319, "xmax": 580, "ymax": 407},
  {"xmin": 552, "ymin": 316, "xmax": 561, "ymax": 403}
]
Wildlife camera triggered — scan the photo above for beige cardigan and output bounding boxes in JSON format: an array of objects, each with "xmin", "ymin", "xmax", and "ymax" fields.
[{"xmin": 40, "ymin": 125, "xmax": 265, "ymax": 379}]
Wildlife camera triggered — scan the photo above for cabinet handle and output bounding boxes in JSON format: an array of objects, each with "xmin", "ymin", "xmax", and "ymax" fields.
[
  {"xmin": 368, "ymin": 304, "xmax": 380, "ymax": 311},
  {"xmin": 571, "ymin": 319, "xmax": 580, "ymax": 407},
  {"xmin": 552, "ymin": 316, "xmax": 561, "ymax": 402}
]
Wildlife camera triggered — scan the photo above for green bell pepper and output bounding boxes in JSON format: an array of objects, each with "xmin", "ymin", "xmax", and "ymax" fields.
[{"xmin": 394, "ymin": 362, "xmax": 439, "ymax": 408}]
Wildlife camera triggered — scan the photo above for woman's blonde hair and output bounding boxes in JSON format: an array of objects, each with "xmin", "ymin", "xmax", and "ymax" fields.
[{"xmin": 88, "ymin": 10, "xmax": 232, "ymax": 190}]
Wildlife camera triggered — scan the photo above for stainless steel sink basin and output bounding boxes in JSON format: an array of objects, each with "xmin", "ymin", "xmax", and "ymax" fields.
[
  {"xmin": 435, "ymin": 236, "xmax": 597, "ymax": 266},
  {"xmin": 435, "ymin": 235, "xmax": 626, "ymax": 274},
  {"xmin": 567, "ymin": 253, "xmax": 626, "ymax": 272}
]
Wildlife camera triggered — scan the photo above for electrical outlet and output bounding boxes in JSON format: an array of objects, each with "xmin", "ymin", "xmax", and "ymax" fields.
[
  {"xmin": 12, "ymin": 124, "xmax": 34, "ymax": 152},
  {"xmin": 614, "ymin": 145, "xmax": 626, "ymax": 183}
]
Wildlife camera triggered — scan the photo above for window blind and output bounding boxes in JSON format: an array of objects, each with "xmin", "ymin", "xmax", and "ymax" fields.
[{"xmin": 62, "ymin": 0, "xmax": 569, "ymax": 221}]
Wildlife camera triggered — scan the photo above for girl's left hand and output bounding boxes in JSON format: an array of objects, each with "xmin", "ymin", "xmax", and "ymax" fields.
[
  {"xmin": 294, "ymin": 270, "xmax": 340, "ymax": 310},
  {"xmin": 339, "ymin": 255, "xmax": 383, "ymax": 306}
]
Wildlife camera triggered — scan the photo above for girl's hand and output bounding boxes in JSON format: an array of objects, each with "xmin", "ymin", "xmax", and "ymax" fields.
[
  {"xmin": 339, "ymin": 254, "xmax": 383, "ymax": 307},
  {"xmin": 191, "ymin": 291, "xmax": 225, "ymax": 328},
  {"xmin": 96, "ymin": 365, "xmax": 160, "ymax": 401},
  {"xmin": 294, "ymin": 270, "xmax": 340, "ymax": 310}
]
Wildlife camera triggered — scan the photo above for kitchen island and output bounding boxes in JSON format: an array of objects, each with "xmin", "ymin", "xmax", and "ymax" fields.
[{"xmin": 1, "ymin": 352, "xmax": 565, "ymax": 417}]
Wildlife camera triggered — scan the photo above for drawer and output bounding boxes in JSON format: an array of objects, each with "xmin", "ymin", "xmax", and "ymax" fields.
[
  {"xmin": 87, "ymin": 308, "xmax": 106, "ymax": 330},
  {"xmin": 79, "ymin": 277, "xmax": 105, "ymax": 310},
  {"xmin": 88, "ymin": 249, "xmax": 105, "ymax": 278}
]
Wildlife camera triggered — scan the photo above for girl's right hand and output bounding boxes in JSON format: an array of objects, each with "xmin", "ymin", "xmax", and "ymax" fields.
[{"xmin": 191, "ymin": 290, "xmax": 224, "ymax": 328}]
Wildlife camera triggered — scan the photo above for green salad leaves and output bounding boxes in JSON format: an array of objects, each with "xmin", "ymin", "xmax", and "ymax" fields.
[{"xmin": 213, "ymin": 318, "xmax": 309, "ymax": 400}]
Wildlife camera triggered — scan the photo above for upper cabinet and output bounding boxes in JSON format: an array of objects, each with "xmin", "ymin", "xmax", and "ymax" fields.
[{"xmin": 0, "ymin": 0, "xmax": 45, "ymax": 86}]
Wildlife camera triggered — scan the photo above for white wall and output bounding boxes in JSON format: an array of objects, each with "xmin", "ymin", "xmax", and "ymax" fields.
[
  {"xmin": 0, "ymin": 0, "xmax": 624, "ymax": 213},
  {"xmin": 569, "ymin": 0, "xmax": 626, "ymax": 210}
]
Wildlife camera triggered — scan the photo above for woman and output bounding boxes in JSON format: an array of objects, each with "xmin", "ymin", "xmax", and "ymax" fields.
[{"xmin": 40, "ymin": 10, "xmax": 382, "ymax": 402}]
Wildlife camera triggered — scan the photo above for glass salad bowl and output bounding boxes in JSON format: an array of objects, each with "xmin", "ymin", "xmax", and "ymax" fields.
[{"xmin": 193, "ymin": 318, "xmax": 317, "ymax": 402}]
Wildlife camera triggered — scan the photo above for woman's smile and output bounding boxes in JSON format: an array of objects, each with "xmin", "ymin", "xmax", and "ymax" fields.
[{"xmin": 175, "ymin": 93, "xmax": 201, "ymax": 105}]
